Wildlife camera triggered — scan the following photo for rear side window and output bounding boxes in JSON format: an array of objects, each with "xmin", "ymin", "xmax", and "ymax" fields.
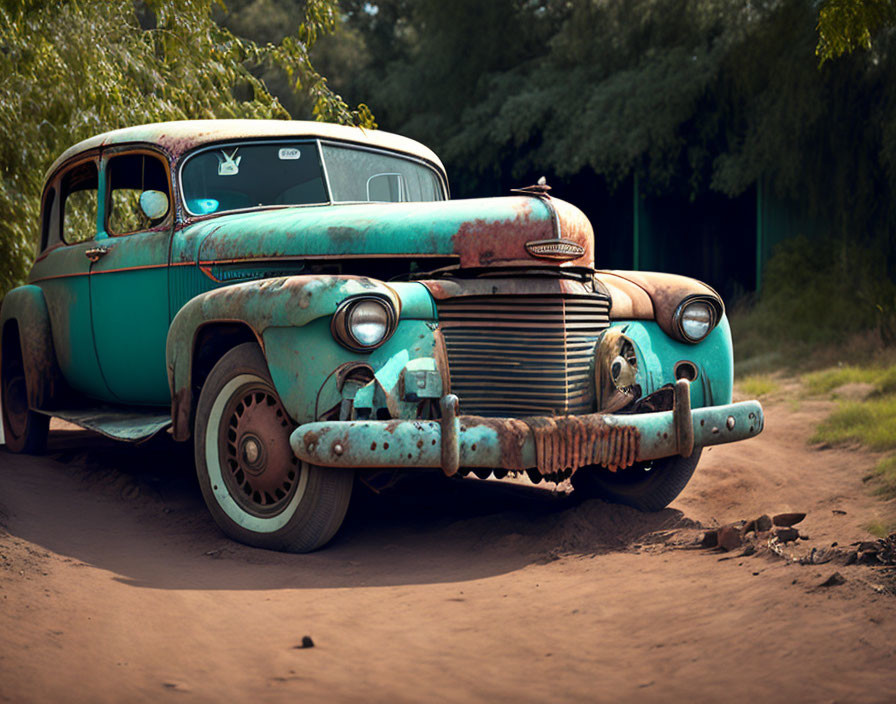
[
  {"xmin": 106, "ymin": 153, "xmax": 170, "ymax": 235},
  {"xmin": 40, "ymin": 187, "xmax": 56, "ymax": 252},
  {"xmin": 61, "ymin": 161, "xmax": 98, "ymax": 244}
]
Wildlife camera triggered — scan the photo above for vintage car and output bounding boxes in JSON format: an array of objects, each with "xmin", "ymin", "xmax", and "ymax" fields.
[{"xmin": 0, "ymin": 120, "xmax": 763, "ymax": 551}]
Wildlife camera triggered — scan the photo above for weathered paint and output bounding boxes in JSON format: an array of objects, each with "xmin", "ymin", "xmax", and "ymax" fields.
[
  {"xmin": 263, "ymin": 317, "xmax": 440, "ymax": 426},
  {"xmin": 290, "ymin": 392, "xmax": 764, "ymax": 475},
  {"xmin": 599, "ymin": 270, "xmax": 723, "ymax": 341},
  {"xmin": 8, "ymin": 120, "xmax": 762, "ymax": 461},
  {"xmin": 32, "ymin": 407, "xmax": 171, "ymax": 442},
  {"xmin": 177, "ymin": 195, "xmax": 593, "ymax": 272},
  {"xmin": 28, "ymin": 242, "xmax": 110, "ymax": 401},
  {"xmin": 89, "ymin": 228, "xmax": 172, "ymax": 405},
  {"xmin": 614, "ymin": 316, "xmax": 735, "ymax": 408},
  {"xmin": 0, "ymin": 286, "xmax": 66, "ymax": 409},
  {"xmin": 418, "ymin": 275, "xmax": 595, "ymax": 300},
  {"xmin": 166, "ymin": 275, "xmax": 437, "ymax": 439},
  {"xmin": 46, "ymin": 120, "xmax": 446, "ymax": 184}
]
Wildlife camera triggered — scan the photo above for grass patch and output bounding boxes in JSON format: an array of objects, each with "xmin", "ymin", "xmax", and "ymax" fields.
[
  {"xmin": 803, "ymin": 364, "xmax": 896, "ymax": 395},
  {"xmin": 864, "ymin": 518, "xmax": 896, "ymax": 539},
  {"xmin": 868, "ymin": 455, "xmax": 896, "ymax": 500},
  {"xmin": 738, "ymin": 374, "xmax": 780, "ymax": 397},
  {"xmin": 810, "ymin": 396, "xmax": 896, "ymax": 451}
]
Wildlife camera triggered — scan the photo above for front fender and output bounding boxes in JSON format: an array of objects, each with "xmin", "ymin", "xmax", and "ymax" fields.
[
  {"xmin": 0, "ymin": 285, "xmax": 66, "ymax": 409},
  {"xmin": 166, "ymin": 275, "xmax": 433, "ymax": 439},
  {"xmin": 611, "ymin": 315, "xmax": 734, "ymax": 408}
]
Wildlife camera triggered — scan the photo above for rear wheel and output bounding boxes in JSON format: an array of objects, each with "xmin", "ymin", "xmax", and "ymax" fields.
[
  {"xmin": 194, "ymin": 343, "xmax": 353, "ymax": 552},
  {"xmin": 571, "ymin": 449, "xmax": 702, "ymax": 512},
  {"xmin": 1, "ymin": 339, "xmax": 49, "ymax": 454}
]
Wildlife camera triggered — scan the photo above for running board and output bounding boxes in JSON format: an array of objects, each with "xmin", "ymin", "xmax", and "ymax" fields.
[{"xmin": 34, "ymin": 407, "xmax": 173, "ymax": 443}]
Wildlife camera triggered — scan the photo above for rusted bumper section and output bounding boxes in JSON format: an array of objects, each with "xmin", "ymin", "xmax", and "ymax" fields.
[{"xmin": 290, "ymin": 380, "xmax": 764, "ymax": 477}]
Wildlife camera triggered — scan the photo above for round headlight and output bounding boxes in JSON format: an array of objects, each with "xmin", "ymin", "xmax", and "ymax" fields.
[
  {"xmin": 679, "ymin": 300, "xmax": 714, "ymax": 342},
  {"xmin": 349, "ymin": 299, "xmax": 390, "ymax": 347},
  {"xmin": 332, "ymin": 296, "xmax": 397, "ymax": 352}
]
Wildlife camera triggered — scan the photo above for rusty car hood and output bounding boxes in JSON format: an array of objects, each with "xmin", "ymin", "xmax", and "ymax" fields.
[{"xmin": 187, "ymin": 195, "xmax": 594, "ymax": 270}]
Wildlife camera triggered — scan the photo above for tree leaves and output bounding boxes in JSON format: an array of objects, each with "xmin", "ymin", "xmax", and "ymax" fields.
[
  {"xmin": 0, "ymin": 0, "xmax": 373, "ymax": 296},
  {"xmin": 816, "ymin": 0, "xmax": 896, "ymax": 65}
]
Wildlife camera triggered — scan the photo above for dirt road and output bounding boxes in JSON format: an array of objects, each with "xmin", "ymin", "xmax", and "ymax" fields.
[{"xmin": 1, "ymin": 390, "xmax": 895, "ymax": 703}]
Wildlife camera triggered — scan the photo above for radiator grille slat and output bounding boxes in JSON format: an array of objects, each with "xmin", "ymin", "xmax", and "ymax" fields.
[{"xmin": 438, "ymin": 294, "xmax": 611, "ymax": 417}]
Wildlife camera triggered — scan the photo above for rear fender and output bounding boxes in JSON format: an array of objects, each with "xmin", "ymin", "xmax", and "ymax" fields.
[{"xmin": 0, "ymin": 285, "xmax": 66, "ymax": 409}]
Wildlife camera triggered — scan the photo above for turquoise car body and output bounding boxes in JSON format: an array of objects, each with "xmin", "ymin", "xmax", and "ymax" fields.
[{"xmin": 2, "ymin": 119, "xmax": 762, "ymax": 485}]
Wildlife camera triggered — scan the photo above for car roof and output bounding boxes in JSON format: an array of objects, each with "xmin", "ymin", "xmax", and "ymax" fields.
[{"xmin": 45, "ymin": 119, "xmax": 446, "ymax": 181}]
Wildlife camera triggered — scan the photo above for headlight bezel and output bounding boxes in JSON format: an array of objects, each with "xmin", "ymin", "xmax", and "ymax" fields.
[
  {"xmin": 672, "ymin": 296, "xmax": 719, "ymax": 343},
  {"xmin": 331, "ymin": 295, "xmax": 397, "ymax": 352}
]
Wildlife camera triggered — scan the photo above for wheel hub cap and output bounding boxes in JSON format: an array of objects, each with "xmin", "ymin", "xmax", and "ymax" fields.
[{"xmin": 220, "ymin": 385, "xmax": 299, "ymax": 516}]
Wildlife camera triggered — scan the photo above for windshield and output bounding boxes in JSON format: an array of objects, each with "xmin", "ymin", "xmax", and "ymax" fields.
[
  {"xmin": 181, "ymin": 141, "xmax": 326, "ymax": 215},
  {"xmin": 181, "ymin": 140, "xmax": 445, "ymax": 216}
]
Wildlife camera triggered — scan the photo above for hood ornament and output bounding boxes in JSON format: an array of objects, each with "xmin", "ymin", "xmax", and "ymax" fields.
[
  {"xmin": 525, "ymin": 238, "xmax": 585, "ymax": 260},
  {"xmin": 512, "ymin": 175, "xmax": 552, "ymax": 196}
]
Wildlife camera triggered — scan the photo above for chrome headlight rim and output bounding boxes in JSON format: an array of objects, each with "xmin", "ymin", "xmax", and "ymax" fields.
[
  {"xmin": 672, "ymin": 296, "xmax": 720, "ymax": 343},
  {"xmin": 331, "ymin": 295, "xmax": 397, "ymax": 352}
]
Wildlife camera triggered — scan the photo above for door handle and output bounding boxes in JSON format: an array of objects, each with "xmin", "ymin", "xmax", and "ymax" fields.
[{"xmin": 85, "ymin": 246, "xmax": 111, "ymax": 263}]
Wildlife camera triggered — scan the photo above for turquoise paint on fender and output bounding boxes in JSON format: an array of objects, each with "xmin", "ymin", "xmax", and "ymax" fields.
[
  {"xmin": 610, "ymin": 315, "xmax": 734, "ymax": 407},
  {"xmin": 263, "ymin": 318, "xmax": 439, "ymax": 425},
  {"xmin": 389, "ymin": 282, "xmax": 437, "ymax": 320}
]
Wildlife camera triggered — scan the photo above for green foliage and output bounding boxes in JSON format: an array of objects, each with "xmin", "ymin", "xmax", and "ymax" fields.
[
  {"xmin": 869, "ymin": 454, "xmax": 896, "ymax": 499},
  {"xmin": 816, "ymin": 0, "xmax": 896, "ymax": 64},
  {"xmin": 804, "ymin": 364, "xmax": 896, "ymax": 395},
  {"xmin": 0, "ymin": 0, "xmax": 373, "ymax": 297},
  {"xmin": 738, "ymin": 374, "xmax": 780, "ymax": 397},
  {"xmin": 729, "ymin": 235, "xmax": 896, "ymax": 368},
  {"xmin": 865, "ymin": 516, "xmax": 896, "ymax": 537},
  {"xmin": 338, "ymin": 0, "xmax": 896, "ymax": 270},
  {"xmin": 810, "ymin": 395, "xmax": 896, "ymax": 450}
]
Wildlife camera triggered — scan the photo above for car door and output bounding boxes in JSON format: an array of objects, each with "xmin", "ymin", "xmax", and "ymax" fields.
[
  {"xmin": 30, "ymin": 154, "xmax": 113, "ymax": 403},
  {"xmin": 88, "ymin": 148, "xmax": 173, "ymax": 406}
]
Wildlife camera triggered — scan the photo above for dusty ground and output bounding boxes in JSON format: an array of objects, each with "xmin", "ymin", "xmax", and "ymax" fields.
[{"xmin": 1, "ymin": 388, "xmax": 895, "ymax": 703}]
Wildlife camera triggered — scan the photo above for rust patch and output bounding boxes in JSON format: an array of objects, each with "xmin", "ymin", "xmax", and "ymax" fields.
[
  {"xmin": 301, "ymin": 430, "xmax": 320, "ymax": 449},
  {"xmin": 431, "ymin": 328, "xmax": 451, "ymax": 396},
  {"xmin": 599, "ymin": 270, "xmax": 723, "ymax": 337},
  {"xmin": 171, "ymin": 387, "xmax": 191, "ymax": 442},
  {"xmin": 594, "ymin": 273, "xmax": 654, "ymax": 320},
  {"xmin": 456, "ymin": 413, "xmax": 639, "ymax": 475},
  {"xmin": 450, "ymin": 196, "xmax": 593, "ymax": 269},
  {"xmin": 420, "ymin": 276, "xmax": 593, "ymax": 300},
  {"xmin": 465, "ymin": 416, "xmax": 530, "ymax": 470}
]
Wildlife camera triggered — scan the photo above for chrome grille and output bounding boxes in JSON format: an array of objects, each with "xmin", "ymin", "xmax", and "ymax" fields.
[{"xmin": 438, "ymin": 294, "xmax": 611, "ymax": 417}]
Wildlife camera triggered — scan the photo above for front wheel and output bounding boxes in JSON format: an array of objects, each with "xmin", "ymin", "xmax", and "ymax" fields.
[
  {"xmin": 194, "ymin": 343, "xmax": 353, "ymax": 552},
  {"xmin": 571, "ymin": 449, "xmax": 702, "ymax": 512}
]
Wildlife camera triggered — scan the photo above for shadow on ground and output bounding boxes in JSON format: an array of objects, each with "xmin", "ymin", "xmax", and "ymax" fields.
[{"xmin": 0, "ymin": 428, "xmax": 694, "ymax": 591}]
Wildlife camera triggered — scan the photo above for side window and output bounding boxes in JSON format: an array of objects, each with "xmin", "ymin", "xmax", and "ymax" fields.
[
  {"xmin": 61, "ymin": 161, "xmax": 99, "ymax": 245},
  {"xmin": 40, "ymin": 187, "xmax": 56, "ymax": 253},
  {"xmin": 106, "ymin": 153, "xmax": 170, "ymax": 235}
]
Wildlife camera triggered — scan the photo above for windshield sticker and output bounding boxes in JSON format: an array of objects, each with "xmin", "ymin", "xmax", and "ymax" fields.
[
  {"xmin": 216, "ymin": 148, "xmax": 241, "ymax": 176},
  {"xmin": 278, "ymin": 147, "xmax": 301, "ymax": 160}
]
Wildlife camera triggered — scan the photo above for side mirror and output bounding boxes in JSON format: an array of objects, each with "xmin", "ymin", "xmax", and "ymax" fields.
[{"xmin": 139, "ymin": 190, "xmax": 169, "ymax": 220}]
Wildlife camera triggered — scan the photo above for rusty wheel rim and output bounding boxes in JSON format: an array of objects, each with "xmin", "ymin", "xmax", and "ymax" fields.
[
  {"xmin": 218, "ymin": 381, "xmax": 300, "ymax": 518},
  {"xmin": 1, "ymin": 361, "xmax": 28, "ymax": 440}
]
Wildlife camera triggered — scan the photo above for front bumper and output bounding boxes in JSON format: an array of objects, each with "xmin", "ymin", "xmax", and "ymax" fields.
[{"xmin": 290, "ymin": 380, "xmax": 763, "ymax": 477}]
